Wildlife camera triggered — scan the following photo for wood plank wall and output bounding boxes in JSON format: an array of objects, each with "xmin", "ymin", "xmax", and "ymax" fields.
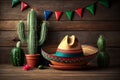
[{"xmin": 0, "ymin": 0, "xmax": 120, "ymax": 66}]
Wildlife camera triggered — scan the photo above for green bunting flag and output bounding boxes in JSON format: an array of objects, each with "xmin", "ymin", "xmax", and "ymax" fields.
[
  {"xmin": 66, "ymin": 11, "xmax": 74, "ymax": 21},
  {"xmin": 12, "ymin": 0, "xmax": 21, "ymax": 8},
  {"xmin": 86, "ymin": 4, "xmax": 95, "ymax": 15},
  {"xmin": 98, "ymin": 0, "xmax": 110, "ymax": 8}
]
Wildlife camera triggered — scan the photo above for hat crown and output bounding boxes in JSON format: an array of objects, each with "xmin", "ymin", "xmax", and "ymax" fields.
[{"xmin": 58, "ymin": 35, "xmax": 82, "ymax": 50}]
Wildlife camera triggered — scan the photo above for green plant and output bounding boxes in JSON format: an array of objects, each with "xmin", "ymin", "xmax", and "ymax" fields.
[
  {"xmin": 10, "ymin": 41, "xmax": 25, "ymax": 66},
  {"xmin": 17, "ymin": 9, "xmax": 48, "ymax": 54},
  {"xmin": 97, "ymin": 35, "xmax": 110, "ymax": 67}
]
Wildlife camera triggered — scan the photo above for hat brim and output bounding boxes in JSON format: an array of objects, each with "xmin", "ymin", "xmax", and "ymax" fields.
[{"xmin": 41, "ymin": 45, "xmax": 98, "ymax": 63}]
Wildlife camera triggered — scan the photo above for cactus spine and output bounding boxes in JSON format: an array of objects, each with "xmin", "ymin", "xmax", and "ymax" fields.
[{"xmin": 17, "ymin": 9, "xmax": 48, "ymax": 54}]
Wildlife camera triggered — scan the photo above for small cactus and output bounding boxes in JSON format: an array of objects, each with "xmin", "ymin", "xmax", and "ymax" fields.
[
  {"xmin": 10, "ymin": 41, "xmax": 25, "ymax": 66},
  {"xmin": 17, "ymin": 9, "xmax": 48, "ymax": 54},
  {"xmin": 97, "ymin": 35, "xmax": 110, "ymax": 68}
]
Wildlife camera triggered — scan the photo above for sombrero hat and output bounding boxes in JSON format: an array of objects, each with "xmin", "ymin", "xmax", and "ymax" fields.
[{"xmin": 41, "ymin": 35, "xmax": 98, "ymax": 69}]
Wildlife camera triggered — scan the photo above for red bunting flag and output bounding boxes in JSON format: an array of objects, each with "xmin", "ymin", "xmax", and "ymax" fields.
[
  {"xmin": 55, "ymin": 11, "xmax": 63, "ymax": 21},
  {"xmin": 21, "ymin": 2, "xmax": 29, "ymax": 11},
  {"xmin": 75, "ymin": 8, "xmax": 83, "ymax": 17}
]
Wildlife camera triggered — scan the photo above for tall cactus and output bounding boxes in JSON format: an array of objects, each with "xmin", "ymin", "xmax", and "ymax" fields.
[{"xmin": 17, "ymin": 9, "xmax": 48, "ymax": 54}]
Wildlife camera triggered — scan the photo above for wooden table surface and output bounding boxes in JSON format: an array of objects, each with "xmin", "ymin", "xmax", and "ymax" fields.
[{"xmin": 0, "ymin": 64, "xmax": 120, "ymax": 80}]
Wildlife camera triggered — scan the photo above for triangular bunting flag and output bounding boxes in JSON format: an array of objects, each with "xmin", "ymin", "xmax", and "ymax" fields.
[
  {"xmin": 21, "ymin": 2, "xmax": 29, "ymax": 11},
  {"xmin": 12, "ymin": 0, "xmax": 21, "ymax": 8},
  {"xmin": 75, "ymin": 8, "xmax": 83, "ymax": 17},
  {"xmin": 98, "ymin": 0, "xmax": 110, "ymax": 8},
  {"xmin": 86, "ymin": 4, "xmax": 95, "ymax": 15},
  {"xmin": 44, "ymin": 10, "xmax": 52, "ymax": 20},
  {"xmin": 55, "ymin": 11, "xmax": 63, "ymax": 21},
  {"xmin": 66, "ymin": 11, "xmax": 74, "ymax": 21}
]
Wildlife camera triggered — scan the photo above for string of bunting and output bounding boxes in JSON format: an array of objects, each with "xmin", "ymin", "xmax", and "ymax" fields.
[{"xmin": 12, "ymin": 0, "xmax": 110, "ymax": 21}]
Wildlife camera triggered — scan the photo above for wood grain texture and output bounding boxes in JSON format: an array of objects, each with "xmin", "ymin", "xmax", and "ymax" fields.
[
  {"xmin": 0, "ymin": 0, "xmax": 120, "ymax": 20},
  {"xmin": 0, "ymin": 31, "xmax": 120, "ymax": 47},
  {"xmin": 0, "ymin": 65, "xmax": 120, "ymax": 80},
  {"xmin": 0, "ymin": 21, "xmax": 120, "ymax": 31}
]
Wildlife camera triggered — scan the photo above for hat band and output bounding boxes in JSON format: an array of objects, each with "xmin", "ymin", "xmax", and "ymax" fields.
[{"xmin": 55, "ymin": 52, "xmax": 84, "ymax": 58}]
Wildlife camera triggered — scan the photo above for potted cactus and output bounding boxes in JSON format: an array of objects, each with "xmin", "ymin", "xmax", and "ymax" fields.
[
  {"xmin": 17, "ymin": 9, "xmax": 48, "ymax": 68},
  {"xmin": 10, "ymin": 41, "xmax": 25, "ymax": 66}
]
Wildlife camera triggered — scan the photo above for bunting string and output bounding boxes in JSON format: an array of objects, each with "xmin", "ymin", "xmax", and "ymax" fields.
[{"xmin": 12, "ymin": 0, "xmax": 110, "ymax": 21}]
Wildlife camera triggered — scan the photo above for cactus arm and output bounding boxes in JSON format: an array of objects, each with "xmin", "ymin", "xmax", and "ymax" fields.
[
  {"xmin": 39, "ymin": 21, "xmax": 48, "ymax": 46},
  {"xmin": 17, "ymin": 21, "xmax": 26, "ymax": 42},
  {"xmin": 27, "ymin": 9, "xmax": 38, "ymax": 54}
]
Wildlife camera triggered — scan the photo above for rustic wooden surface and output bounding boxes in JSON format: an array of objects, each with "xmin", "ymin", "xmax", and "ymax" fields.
[
  {"xmin": 1, "ymin": 21, "xmax": 120, "ymax": 31},
  {"xmin": 0, "ymin": 0, "xmax": 120, "ymax": 65},
  {"xmin": 0, "ymin": 65, "xmax": 120, "ymax": 80}
]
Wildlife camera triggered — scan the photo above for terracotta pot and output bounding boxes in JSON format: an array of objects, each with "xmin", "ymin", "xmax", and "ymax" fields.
[{"xmin": 25, "ymin": 54, "xmax": 40, "ymax": 68}]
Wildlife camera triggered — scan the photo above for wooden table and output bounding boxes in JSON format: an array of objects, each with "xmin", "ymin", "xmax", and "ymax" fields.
[{"xmin": 0, "ymin": 64, "xmax": 120, "ymax": 80}]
